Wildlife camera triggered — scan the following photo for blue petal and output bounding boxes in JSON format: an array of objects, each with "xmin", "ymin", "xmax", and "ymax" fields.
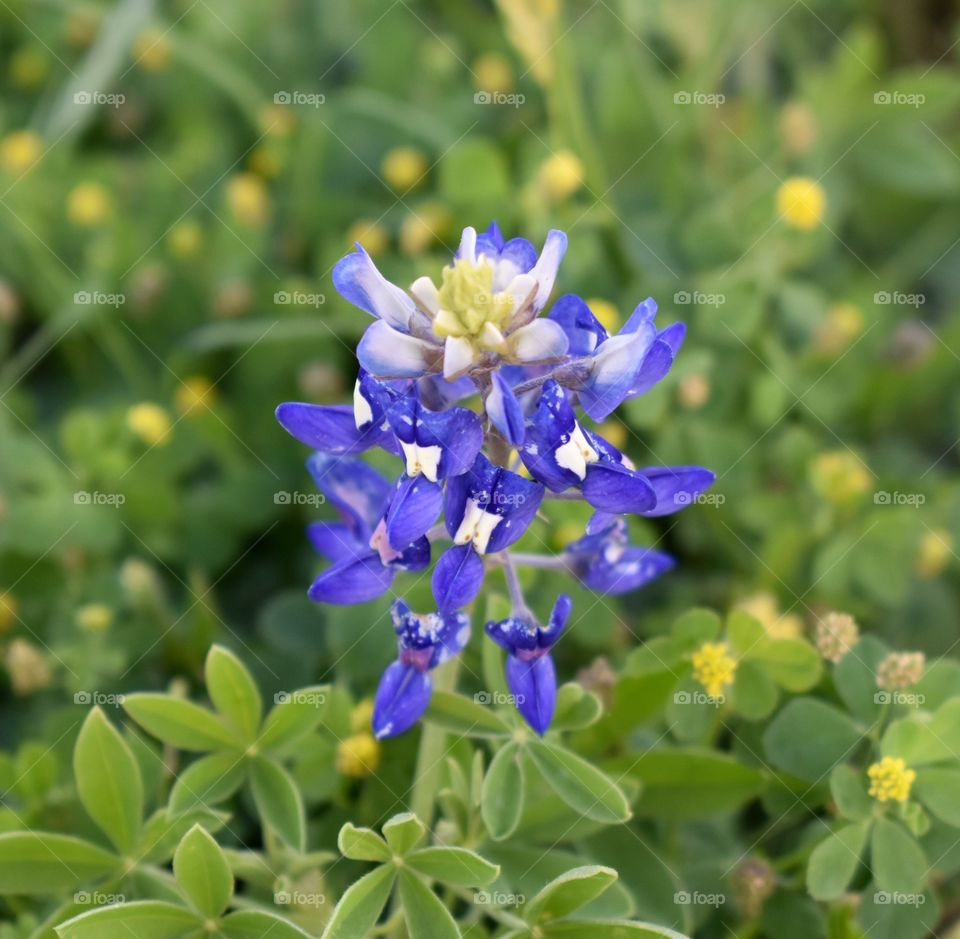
[
  {"xmin": 418, "ymin": 373, "xmax": 476, "ymax": 410},
  {"xmin": 544, "ymin": 594, "xmax": 572, "ymax": 643},
  {"xmin": 333, "ymin": 246, "xmax": 419, "ymax": 331},
  {"xmin": 392, "ymin": 536, "xmax": 431, "ymax": 571},
  {"xmin": 417, "ymin": 406, "xmax": 484, "ymax": 479},
  {"xmin": 579, "ymin": 325, "xmax": 656, "ymax": 421},
  {"xmin": 520, "ymin": 380, "xmax": 582, "ymax": 492},
  {"xmin": 431, "ymin": 610, "xmax": 471, "ymax": 667},
  {"xmin": 486, "ymin": 372, "xmax": 526, "ymax": 446},
  {"xmin": 276, "ymin": 403, "xmax": 385, "ymax": 454},
  {"xmin": 475, "ymin": 220, "xmax": 504, "ymax": 257},
  {"xmin": 485, "ymin": 615, "xmax": 530, "ymax": 654},
  {"xmin": 306, "ymin": 453, "xmax": 390, "ymax": 534},
  {"xmin": 431, "ymin": 544, "xmax": 484, "ymax": 612},
  {"xmin": 637, "ymin": 465, "xmax": 716, "ymax": 517},
  {"xmin": 621, "ymin": 297, "xmax": 658, "ymax": 334},
  {"xmin": 357, "ymin": 321, "xmax": 437, "ymax": 379},
  {"xmin": 372, "ymin": 661, "xmax": 432, "ymax": 739},
  {"xmin": 627, "ymin": 322, "xmax": 685, "ymax": 398},
  {"xmin": 386, "ymin": 475, "xmax": 443, "ymax": 549},
  {"xmin": 582, "ymin": 461, "xmax": 657, "ymax": 514},
  {"xmin": 306, "ymin": 521, "xmax": 364, "ymax": 561},
  {"xmin": 484, "ymin": 472, "xmax": 544, "ymax": 553},
  {"xmin": 547, "ymin": 294, "xmax": 606, "ymax": 356},
  {"xmin": 499, "ymin": 237, "xmax": 538, "ymax": 274},
  {"xmin": 307, "ymin": 552, "xmax": 394, "ymax": 605},
  {"xmin": 506, "ymin": 654, "xmax": 557, "ymax": 735},
  {"xmin": 581, "ymin": 545, "xmax": 675, "ymax": 595}
]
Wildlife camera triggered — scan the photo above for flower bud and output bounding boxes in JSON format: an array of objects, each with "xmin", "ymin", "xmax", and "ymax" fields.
[
  {"xmin": 814, "ymin": 611, "xmax": 859, "ymax": 663},
  {"xmin": 67, "ymin": 182, "xmax": 112, "ymax": 227},
  {"xmin": 877, "ymin": 651, "xmax": 925, "ymax": 690},
  {"xmin": 226, "ymin": 173, "xmax": 270, "ymax": 227},
  {"xmin": 776, "ymin": 177, "xmax": 825, "ymax": 230},
  {"xmin": 346, "ymin": 219, "xmax": 389, "ymax": 257},
  {"xmin": 132, "ymin": 28, "xmax": 171, "ymax": 72},
  {"xmin": 1, "ymin": 131, "xmax": 42, "ymax": 175},
  {"xmin": 381, "ymin": 147, "xmax": 428, "ymax": 192},
  {"xmin": 732, "ymin": 857, "xmax": 776, "ymax": 919},
  {"xmin": 335, "ymin": 732, "xmax": 380, "ymax": 778},
  {"xmin": 538, "ymin": 150, "xmax": 584, "ymax": 202},
  {"xmin": 5, "ymin": 639, "xmax": 52, "ymax": 695},
  {"xmin": 127, "ymin": 402, "xmax": 172, "ymax": 446},
  {"xmin": 472, "ymin": 52, "xmax": 514, "ymax": 95},
  {"xmin": 175, "ymin": 377, "xmax": 217, "ymax": 417},
  {"xmin": 166, "ymin": 220, "xmax": 203, "ymax": 259},
  {"xmin": 916, "ymin": 529, "xmax": 951, "ymax": 579},
  {"xmin": 76, "ymin": 604, "xmax": 113, "ymax": 633}
]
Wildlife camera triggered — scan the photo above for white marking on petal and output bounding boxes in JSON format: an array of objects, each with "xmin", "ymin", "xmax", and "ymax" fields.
[
  {"xmin": 410, "ymin": 275, "xmax": 440, "ymax": 316},
  {"xmin": 453, "ymin": 498, "xmax": 502, "ymax": 554},
  {"xmin": 399, "ymin": 441, "xmax": 442, "ymax": 482},
  {"xmin": 554, "ymin": 422, "xmax": 599, "ymax": 479},
  {"xmin": 353, "ymin": 380, "xmax": 374, "ymax": 429},
  {"xmin": 443, "ymin": 335, "xmax": 475, "ymax": 380}
]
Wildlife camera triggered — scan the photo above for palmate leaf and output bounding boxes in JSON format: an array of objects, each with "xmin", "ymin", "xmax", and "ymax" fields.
[
  {"xmin": 123, "ymin": 695, "xmax": 242, "ymax": 752},
  {"xmin": 172, "ymin": 825, "xmax": 233, "ymax": 919},
  {"xmin": 0, "ymin": 833, "xmax": 117, "ymax": 895},
  {"xmin": 424, "ymin": 691, "xmax": 512, "ymax": 737},
  {"xmin": 168, "ymin": 751, "xmax": 248, "ymax": 815},
  {"xmin": 337, "ymin": 823, "xmax": 391, "ymax": 862},
  {"xmin": 523, "ymin": 865, "xmax": 618, "ymax": 923},
  {"xmin": 806, "ymin": 820, "xmax": 871, "ymax": 900},
  {"xmin": 321, "ymin": 864, "xmax": 396, "ymax": 939},
  {"xmin": 248, "ymin": 756, "xmax": 305, "ymax": 852},
  {"xmin": 398, "ymin": 869, "xmax": 460, "ymax": 939},
  {"xmin": 55, "ymin": 901, "xmax": 202, "ymax": 939},
  {"xmin": 405, "ymin": 846, "xmax": 499, "ymax": 887},
  {"xmin": 205, "ymin": 645, "xmax": 263, "ymax": 742},
  {"xmin": 257, "ymin": 686, "xmax": 329, "ymax": 751},
  {"xmin": 217, "ymin": 910, "xmax": 315, "ymax": 938}
]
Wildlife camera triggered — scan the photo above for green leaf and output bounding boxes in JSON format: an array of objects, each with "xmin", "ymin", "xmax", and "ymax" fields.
[
  {"xmin": 73, "ymin": 708, "xmax": 143, "ymax": 853},
  {"xmin": 763, "ymin": 698, "xmax": 863, "ymax": 781},
  {"xmin": 731, "ymin": 660, "xmax": 779, "ymax": 720},
  {"xmin": 321, "ymin": 863, "xmax": 396, "ymax": 939},
  {"xmin": 397, "ymin": 868, "xmax": 459, "ymax": 939},
  {"xmin": 726, "ymin": 610, "xmax": 766, "ymax": 654},
  {"xmin": 0, "ymin": 833, "xmax": 117, "ymax": 895},
  {"xmin": 338, "ymin": 823, "xmax": 391, "ymax": 862},
  {"xmin": 249, "ymin": 756, "xmax": 305, "ymax": 852},
  {"xmin": 406, "ymin": 846, "xmax": 499, "ymax": 887},
  {"xmin": 424, "ymin": 691, "xmax": 511, "ymax": 737},
  {"xmin": 526, "ymin": 740, "xmax": 631, "ymax": 824},
  {"xmin": 806, "ymin": 821, "xmax": 870, "ymax": 900},
  {"xmin": 205, "ymin": 645, "xmax": 262, "ymax": 742},
  {"xmin": 257, "ymin": 686, "xmax": 328, "ymax": 751},
  {"xmin": 541, "ymin": 922, "xmax": 689, "ymax": 938},
  {"xmin": 835, "ymin": 636, "xmax": 889, "ymax": 723},
  {"xmin": 137, "ymin": 807, "xmax": 230, "ymax": 864},
  {"xmin": 671, "ymin": 608, "xmax": 722, "ymax": 649},
  {"xmin": 616, "ymin": 748, "xmax": 765, "ymax": 819},
  {"xmin": 552, "ymin": 683, "xmax": 602, "ymax": 730},
  {"xmin": 55, "ymin": 901, "xmax": 201, "ymax": 939},
  {"xmin": 123, "ymin": 695, "xmax": 241, "ymax": 752},
  {"xmin": 382, "ymin": 813, "xmax": 426, "ymax": 855},
  {"xmin": 882, "ymin": 699, "xmax": 960, "ymax": 765},
  {"xmin": 173, "ymin": 824, "xmax": 233, "ymax": 918},
  {"xmin": 481, "ymin": 742, "xmax": 525, "ymax": 840},
  {"xmin": 168, "ymin": 751, "xmax": 247, "ymax": 815},
  {"xmin": 871, "ymin": 818, "xmax": 927, "ymax": 894},
  {"xmin": 524, "ymin": 865, "xmax": 618, "ymax": 923},
  {"xmin": 830, "ymin": 764, "xmax": 874, "ymax": 821},
  {"xmin": 915, "ymin": 768, "xmax": 960, "ymax": 826},
  {"xmin": 218, "ymin": 910, "xmax": 314, "ymax": 938}
]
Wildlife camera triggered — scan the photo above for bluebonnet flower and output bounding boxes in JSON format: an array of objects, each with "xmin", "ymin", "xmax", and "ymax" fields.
[
  {"xmin": 373, "ymin": 601, "xmax": 470, "ymax": 739},
  {"xmin": 486, "ymin": 595, "xmax": 571, "ymax": 735},
  {"xmin": 276, "ymin": 221, "xmax": 716, "ymax": 737}
]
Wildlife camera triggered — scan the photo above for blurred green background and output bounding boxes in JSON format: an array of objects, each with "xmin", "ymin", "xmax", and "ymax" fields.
[{"xmin": 1, "ymin": 0, "xmax": 959, "ymax": 742}]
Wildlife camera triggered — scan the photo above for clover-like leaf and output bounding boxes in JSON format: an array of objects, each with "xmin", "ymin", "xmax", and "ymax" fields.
[
  {"xmin": 398, "ymin": 868, "xmax": 459, "ymax": 939},
  {"xmin": 257, "ymin": 686, "xmax": 329, "ymax": 751},
  {"xmin": 168, "ymin": 751, "xmax": 248, "ymax": 816},
  {"xmin": 338, "ymin": 822, "xmax": 391, "ymax": 862},
  {"xmin": 382, "ymin": 812, "xmax": 426, "ymax": 855},
  {"xmin": 806, "ymin": 820, "xmax": 870, "ymax": 900},
  {"xmin": 0, "ymin": 833, "xmax": 117, "ymax": 895},
  {"xmin": 871, "ymin": 818, "xmax": 927, "ymax": 894}
]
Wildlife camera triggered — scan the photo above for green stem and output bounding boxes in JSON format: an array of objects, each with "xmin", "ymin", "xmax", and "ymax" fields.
[{"xmin": 408, "ymin": 657, "xmax": 462, "ymax": 826}]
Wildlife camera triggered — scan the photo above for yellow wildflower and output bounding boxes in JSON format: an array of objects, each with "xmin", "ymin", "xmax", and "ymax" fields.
[
  {"xmin": 1, "ymin": 130, "xmax": 42, "ymax": 175},
  {"xmin": 127, "ymin": 402, "xmax": 172, "ymax": 446},
  {"xmin": 868, "ymin": 756, "xmax": 915, "ymax": 803},
  {"xmin": 67, "ymin": 182, "xmax": 112, "ymax": 227},
  {"xmin": 692, "ymin": 641, "xmax": 736, "ymax": 698},
  {"xmin": 382, "ymin": 147, "xmax": 429, "ymax": 192},
  {"xmin": 776, "ymin": 177, "xmax": 825, "ymax": 230},
  {"xmin": 335, "ymin": 733, "xmax": 381, "ymax": 778}
]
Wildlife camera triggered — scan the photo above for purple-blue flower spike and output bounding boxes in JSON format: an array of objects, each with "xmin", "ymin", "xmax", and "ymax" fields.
[{"xmin": 276, "ymin": 222, "xmax": 715, "ymax": 737}]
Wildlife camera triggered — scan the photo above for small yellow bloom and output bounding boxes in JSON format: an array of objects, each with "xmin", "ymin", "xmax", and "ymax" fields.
[
  {"xmin": 538, "ymin": 149, "xmax": 584, "ymax": 202},
  {"xmin": 1, "ymin": 131, "xmax": 43, "ymax": 175},
  {"xmin": 76, "ymin": 604, "xmax": 113, "ymax": 633},
  {"xmin": 472, "ymin": 52, "xmax": 514, "ymax": 95},
  {"xmin": 0, "ymin": 592, "xmax": 18, "ymax": 633},
  {"xmin": 226, "ymin": 173, "xmax": 270, "ymax": 227},
  {"xmin": 678, "ymin": 373, "xmax": 711, "ymax": 410},
  {"xmin": 258, "ymin": 104, "xmax": 295, "ymax": 138},
  {"xmin": 127, "ymin": 402, "xmax": 172, "ymax": 446},
  {"xmin": 166, "ymin": 220, "xmax": 203, "ymax": 259},
  {"xmin": 346, "ymin": 218, "xmax": 390, "ymax": 257},
  {"xmin": 382, "ymin": 147, "xmax": 429, "ymax": 192},
  {"xmin": 174, "ymin": 376, "xmax": 217, "ymax": 416},
  {"xmin": 132, "ymin": 28, "xmax": 171, "ymax": 72},
  {"xmin": 65, "ymin": 11, "xmax": 100, "ymax": 47},
  {"xmin": 335, "ymin": 733, "xmax": 381, "ymax": 778},
  {"xmin": 5, "ymin": 639, "xmax": 52, "ymax": 695},
  {"xmin": 9, "ymin": 47, "xmax": 48, "ymax": 88},
  {"xmin": 67, "ymin": 182, "xmax": 112, "ymax": 227},
  {"xmin": 692, "ymin": 641, "xmax": 737, "ymax": 698},
  {"xmin": 400, "ymin": 203, "xmax": 452, "ymax": 257},
  {"xmin": 868, "ymin": 756, "xmax": 916, "ymax": 803},
  {"xmin": 776, "ymin": 177, "xmax": 825, "ymax": 230},
  {"xmin": 587, "ymin": 298, "xmax": 619, "ymax": 333},
  {"xmin": 916, "ymin": 529, "xmax": 952, "ymax": 579},
  {"xmin": 778, "ymin": 102, "xmax": 817, "ymax": 156},
  {"xmin": 814, "ymin": 302, "xmax": 864, "ymax": 357},
  {"xmin": 809, "ymin": 451, "xmax": 870, "ymax": 505},
  {"xmin": 736, "ymin": 592, "xmax": 803, "ymax": 640},
  {"xmin": 350, "ymin": 699, "xmax": 375, "ymax": 734}
]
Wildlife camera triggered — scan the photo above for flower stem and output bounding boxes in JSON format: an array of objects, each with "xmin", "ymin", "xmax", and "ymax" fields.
[
  {"xmin": 500, "ymin": 553, "xmax": 534, "ymax": 621},
  {"xmin": 507, "ymin": 551, "xmax": 569, "ymax": 571}
]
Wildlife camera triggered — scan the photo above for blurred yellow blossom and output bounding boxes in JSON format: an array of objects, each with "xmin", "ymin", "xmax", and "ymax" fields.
[
  {"xmin": 346, "ymin": 219, "xmax": 389, "ymax": 257},
  {"xmin": 538, "ymin": 149, "xmax": 584, "ymax": 202},
  {"xmin": 494, "ymin": 0, "xmax": 558, "ymax": 87},
  {"xmin": 678, "ymin": 373, "xmax": 711, "ymax": 409},
  {"xmin": 1, "ymin": 131, "xmax": 42, "ymax": 175},
  {"xmin": 336, "ymin": 732, "xmax": 380, "ymax": 778},
  {"xmin": 692, "ymin": 641, "xmax": 736, "ymax": 698},
  {"xmin": 259, "ymin": 104, "xmax": 295, "ymax": 138},
  {"xmin": 809, "ymin": 451, "xmax": 870, "ymax": 505},
  {"xmin": 65, "ymin": 11, "xmax": 100, "ymax": 47},
  {"xmin": 5, "ymin": 639, "xmax": 52, "ymax": 695},
  {"xmin": 736, "ymin": 592, "xmax": 803, "ymax": 640},
  {"xmin": 777, "ymin": 177, "xmax": 825, "ymax": 230},
  {"xmin": 814, "ymin": 302, "xmax": 864, "ymax": 357},
  {"xmin": 166, "ymin": 220, "xmax": 203, "ymax": 259},
  {"xmin": 587, "ymin": 298, "xmax": 619, "ymax": 333},
  {"xmin": 868, "ymin": 756, "xmax": 915, "ymax": 804},
  {"xmin": 132, "ymin": 28, "xmax": 171, "ymax": 72},
  {"xmin": 127, "ymin": 402, "xmax": 172, "ymax": 446},
  {"xmin": 472, "ymin": 52, "xmax": 514, "ymax": 95},
  {"xmin": 400, "ymin": 203, "xmax": 452, "ymax": 256},
  {"xmin": 0, "ymin": 593, "xmax": 18, "ymax": 634},
  {"xmin": 226, "ymin": 173, "xmax": 270, "ymax": 227},
  {"xmin": 350, "ymin": 699, "xmax": 375, "ymax": 734},
  {"xmin": 76, "ymin": 604, "xmax": 113, "ymax": 633},
  {"xmin": 779, "ymin": 101, "xmax": 818, "ymax": 156},
  {"xmin": 382, "ymin": 147, "xmax": 428, "ymax": 192},
  {"xmin": 597, "ymin": 420, "xmax": 628, "ymax": 450},
  {"xmin": 916, "ymin": 529, "xmax": 952, "ymax": 579},
  {"xmin": 9, "ymin": 48, "xmax": 48, "ymax": 88},
  {"xmin": 67, "ymin": 182, "xmax": 112, "ymax": 227},
  {"xmin": 249, "ymin": 146, "xmax": 281, "ymax": 178},
  {"xmin": 175, "ymin": 376, "xmax": 217, "ymax": 416}
]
